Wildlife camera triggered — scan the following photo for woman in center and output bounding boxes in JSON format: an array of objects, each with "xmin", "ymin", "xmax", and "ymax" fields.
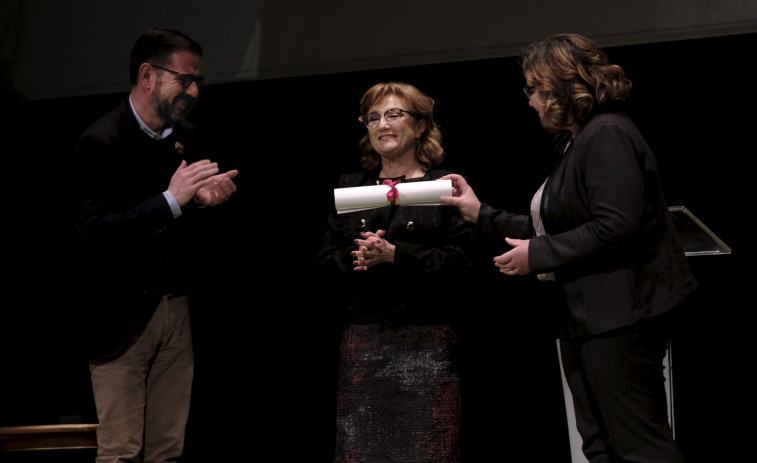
[{"xmin": 318, "ymin": 81, "xmax": 474, "ymax": 462}]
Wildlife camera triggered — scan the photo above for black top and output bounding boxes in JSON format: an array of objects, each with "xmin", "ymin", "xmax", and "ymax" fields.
[
  {"xmin": 71, "ymin": 99, "xmax": 215, "ymax": 360},
  {"xmin": 476, "ymin": 112, "xmax": 696, "ymax": 338},
  {"xmin": 318, "ymin": 168, "xmax": 474, "ymax": 324}
]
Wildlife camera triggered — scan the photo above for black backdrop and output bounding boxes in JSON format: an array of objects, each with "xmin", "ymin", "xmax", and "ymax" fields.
[{"xmin": 1, "ymin": 33, "xmax": 752, "ymax": 462}]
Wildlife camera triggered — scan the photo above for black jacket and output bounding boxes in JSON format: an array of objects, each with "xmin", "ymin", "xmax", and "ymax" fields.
[
  {"xmin": 476, "ymin": 112, "xmax": 696, "ymax": 338},
  {"xmin": 72, "ymin": 99, "xmax": 210, "ymax": 361},
  {"xmin": 318, "ymin": 168, "xmax": 474, "ymax": 324}
]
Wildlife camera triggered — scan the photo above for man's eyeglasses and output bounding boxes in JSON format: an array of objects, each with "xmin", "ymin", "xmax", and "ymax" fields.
[
  {"xmin": 149, "ymin": 63, "xmax": 205, "ymax": 89},
  {"xmin": 523, "ymin": 86, "xmax": 536, "ymax": 99},
  {"xmin": 362, "ymin": 108, "xmax": 418, "ymax": 129}
]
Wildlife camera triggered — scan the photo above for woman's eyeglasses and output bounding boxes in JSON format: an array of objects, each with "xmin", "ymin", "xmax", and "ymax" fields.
[
  {"xmin": 362, "ymin": 108, "xmax": 418, "ymax": 129},
  {"xmin": 523, "ymin": 86, "xmax": 536, "ymax": 99}
]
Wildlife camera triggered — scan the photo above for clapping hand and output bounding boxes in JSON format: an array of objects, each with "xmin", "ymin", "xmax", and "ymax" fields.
[
  {"xmin": 194, "ymin": 169, "xmax": 239, "ymax": 207},
  {"xmin": 168, "ymin": 159, "xmax": 239, "ymax": 208}
]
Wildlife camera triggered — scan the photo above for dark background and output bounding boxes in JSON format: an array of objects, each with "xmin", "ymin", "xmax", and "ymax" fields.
[{"xmin": 1, "ymin": 33, "xmax": 751, "ymax": 461}]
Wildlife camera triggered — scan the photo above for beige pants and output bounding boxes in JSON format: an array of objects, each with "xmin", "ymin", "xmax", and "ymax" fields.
[{"xmin": 89, "ymin": 296, "xmax": 193, "ymax": 463}]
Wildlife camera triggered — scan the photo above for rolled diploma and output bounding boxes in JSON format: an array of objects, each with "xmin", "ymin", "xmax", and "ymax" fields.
[{"xmin": 334, "ymin": 179, "xmax": 452, "ymax": 214}]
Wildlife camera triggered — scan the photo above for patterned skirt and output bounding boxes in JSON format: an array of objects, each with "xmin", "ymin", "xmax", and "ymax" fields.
[{"xmin": 335, "ymin": 323, "xmax": 461, "ymax": 463}]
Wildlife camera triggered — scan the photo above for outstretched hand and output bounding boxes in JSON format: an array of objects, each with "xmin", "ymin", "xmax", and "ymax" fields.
[{"xmin": 439, "ymin": 173, "xmax": 481, "ymax": 223}]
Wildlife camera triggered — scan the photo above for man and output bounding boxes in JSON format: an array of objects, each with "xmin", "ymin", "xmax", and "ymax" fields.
[{"xmin": 72, "ymin": 28, "xmax": 238, "ymax": 462}]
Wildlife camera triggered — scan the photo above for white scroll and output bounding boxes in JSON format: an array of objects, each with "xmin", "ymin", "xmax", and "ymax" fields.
[{"xmin": 334, "ymin": 179, "xmax": 452, "ymax": 214}]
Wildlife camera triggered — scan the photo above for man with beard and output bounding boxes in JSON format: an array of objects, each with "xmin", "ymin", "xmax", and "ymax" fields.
[{"xmin": 72, "ymin": 28, "xmax": 238, "ymax": 463}]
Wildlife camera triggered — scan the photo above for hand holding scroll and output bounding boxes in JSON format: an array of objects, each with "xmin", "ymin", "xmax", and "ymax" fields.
[{"xmin": 439, "ymin": 173, "xmax": 481, "ymax": 223}]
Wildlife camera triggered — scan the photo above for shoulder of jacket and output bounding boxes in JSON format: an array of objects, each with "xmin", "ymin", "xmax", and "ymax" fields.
[
  {"xmin": 426, "ymin": 167, "xmax": 455, "ymax": 179},
  {"xmin": 583, "ymin": 112, "xmax": 633, "ymax": 130},
  {"xmin": 338, "ymin": 170, "xmax": 373, "ymax": 187}
]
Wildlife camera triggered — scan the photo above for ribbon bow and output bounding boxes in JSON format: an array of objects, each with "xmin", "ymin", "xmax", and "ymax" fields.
[{"xmin": 382, "ymin": 178, "xmax": 401, "ymax": 205}]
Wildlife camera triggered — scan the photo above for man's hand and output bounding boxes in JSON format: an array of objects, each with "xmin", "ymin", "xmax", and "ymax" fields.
[
  {"xmin": 194, "ymin": 169, "xmax": 239, "ymax": 207},
  {"xmin": 168, "ymin": 160, "xmax": 220, "ymax": 206}
]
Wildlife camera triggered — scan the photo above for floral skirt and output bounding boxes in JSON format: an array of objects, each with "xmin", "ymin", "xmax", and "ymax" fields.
[{"xmin": 335, "ymin": 323, "xmax": 461, "ymax": 463}]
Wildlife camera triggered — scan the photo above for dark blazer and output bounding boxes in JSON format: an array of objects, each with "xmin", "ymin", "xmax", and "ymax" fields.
[
  {"xmin": 317, "ymin": 168, "xmax": 474, "ymax": 324},
  {"xmin": 476, "ymin": 112, "xmax": 696, "ymax": 338},
  {"xmin": 72, "ymin": 98, "xmax": 210, "ymax": 361}
]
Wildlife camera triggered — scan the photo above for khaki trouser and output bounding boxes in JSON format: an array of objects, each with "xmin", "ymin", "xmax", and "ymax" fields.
[{"xmin": 90, "ymin": 295, "xmax": 193, "ymax": 463}]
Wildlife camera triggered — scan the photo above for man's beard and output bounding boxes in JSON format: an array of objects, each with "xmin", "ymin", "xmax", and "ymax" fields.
[{"xmin": 154, "ymin": 93, "xmax": 197, "ymax": 126}]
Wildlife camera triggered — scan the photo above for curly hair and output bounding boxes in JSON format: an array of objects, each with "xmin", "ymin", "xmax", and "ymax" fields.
[
  {"xmin": 357, "ymin": 82, "xmax": 444, "ymax": 171},
  {"xmin": 520, "ymin": 34, "xmax": 632, "ymax": 133}
]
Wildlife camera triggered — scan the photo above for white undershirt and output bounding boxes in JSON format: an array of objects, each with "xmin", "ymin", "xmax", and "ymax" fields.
[
  {"xmin": 128, "ymin": 96, "xmax": 182, "ymax": 218},
  {"xmin": 531, "ymin": 180, "xmax": 554, "ymax": 281}
]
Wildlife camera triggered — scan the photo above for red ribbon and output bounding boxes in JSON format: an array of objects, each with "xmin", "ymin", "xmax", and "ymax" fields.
[{"xmin": 382, "ymin": 178, "xmax": 401, "ymax": 205}]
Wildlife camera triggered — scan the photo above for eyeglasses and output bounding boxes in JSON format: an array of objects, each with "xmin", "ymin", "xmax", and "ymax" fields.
[
  {"xmin": 149, "ymin": 63, "xmax": 205, "ymax": 89},
  {"xmin": 523, "ymin": 86, "xmax": 536, "ymax": 99},
  {"xmin": 361, "ymin": 108, "xmax": 418, "ymax": 129}
]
